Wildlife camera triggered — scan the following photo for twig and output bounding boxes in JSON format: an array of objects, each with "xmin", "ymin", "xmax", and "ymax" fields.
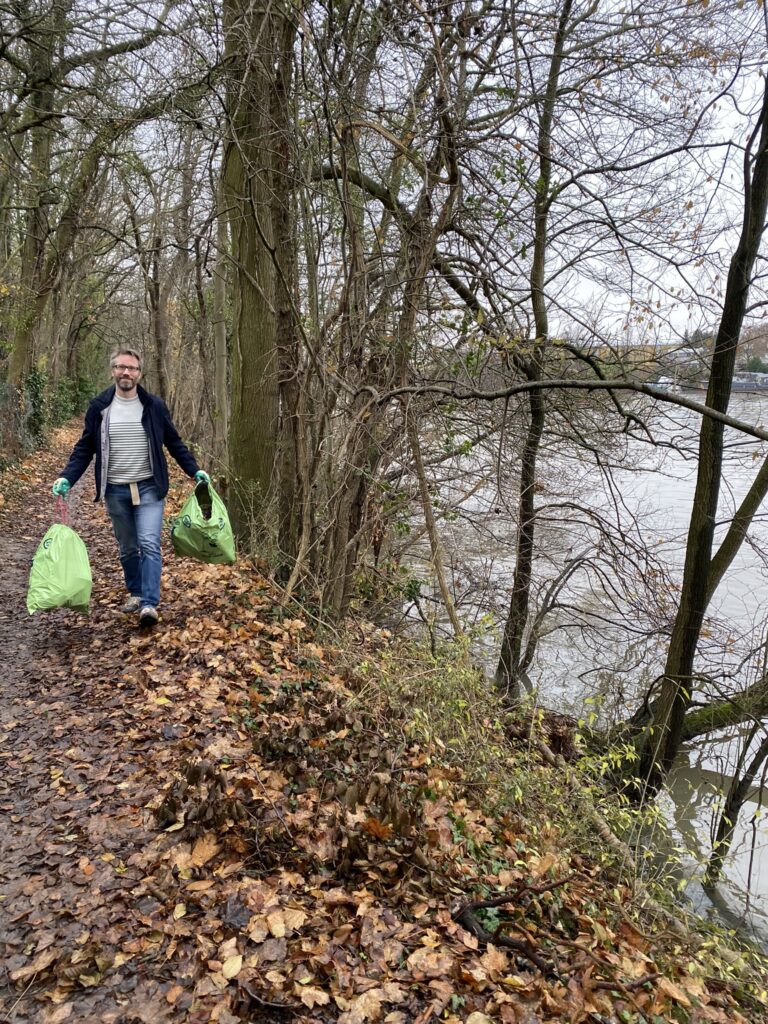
[
  {"xmin": 2, "ymin": 974, "xmax": 38, "ymax": 1021},
  {"xmin": 239, "ymin": 978, "xmax": 300, "ymax": 1012},
  {"xmin": 592, "ymin": 973, "xmax": 659, "ymax": 992},
  {"xmin": 460, "ymin": 873, "xmax": 576, "ymax": 912},
  {"xmin": 452, "ymin": 902, "xmax": 555, "ymax": 975}
]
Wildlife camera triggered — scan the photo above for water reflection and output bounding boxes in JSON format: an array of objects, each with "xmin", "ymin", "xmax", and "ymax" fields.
[
  {"xmin": 558, "ymin": 392, "xmax": 768, "ymax": 943},
  {"xmin": 666, "ymin": 742, "xmax": 768, "ymax": 946}
]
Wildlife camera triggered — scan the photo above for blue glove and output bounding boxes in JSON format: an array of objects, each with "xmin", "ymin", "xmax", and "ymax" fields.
[
  {"xmin": 52, "ymin": 478, "xmax": 71, "ymax": 497},
  {"xmin": 195, "ymin": 470, "xmax": 210, "ymax": 485}
]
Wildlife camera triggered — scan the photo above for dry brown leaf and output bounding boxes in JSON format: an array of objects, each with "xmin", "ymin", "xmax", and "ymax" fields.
[
  {"xmin": 380, "ymin": 982, "xmax": 406, "ymax": 1003},
  {"xmin": 221, "ymin": 954, "xmax": 243, "ymax": 980},
  {"xmin": 186, "ymin": 879, "xmax": 215, "ymax": 892},
  {"xmin": 342, "ymin": 988, "xmax": 383, "ymax": 1023},
  {"xmin": 282, "ymin": 907, "xmax": 307, "ymax": 931},
  {"xmin": 248, "ymin": 917, "xmax": 269, "ymax": 943},
  {"xmin": 657, "ymin": 976, "xmax": 692, "ymax": 1007},
  {"xmin": 165, "ymin": 984, "xmax": 185, "ymax": 1005},
  {"xmin": 406, "ymin": 947, "xmax": 454, "ymax": 978},
  {"xmin": 480, "ymin": 944, "xmax": 509, "ymax": 978},
  {"xmin": 9, "ymin": 947, "xmax": 58, "ymax": 981},
  {"xmin": 617, "ymin": 918, "xmax": 650, "ymax": 951},
  {"xmin": 267, "ymin": 910, "xmax": 286, "ymax": 937},
  {"xmin": 530, "ymin": 851, "xmax": 558, "ymax": 878},
  {"xmin": 362, "ymin": 817, "xmax": 394, "ymax": 840},
  {"xmin": 298, "ymin": 985, "xmax": 330, "ymax": 1009},
  {"xmin": 219, "ymin": 937, "xmax": 238, "ymax": 959},
  {"xmin": 44, "ymin": 1006, "xmax": 73, "ymax": 1023},
  {"xmin": 322, "ymin": 887, "xmax": 355, "ymax": 906},
  {"xmin": 190, "ymin": 832, "xmax": 220, "ymax": 867}
]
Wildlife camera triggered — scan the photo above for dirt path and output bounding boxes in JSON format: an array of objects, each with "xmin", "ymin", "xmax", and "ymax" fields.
[{"xmin": 0, "ymin": 429, "xmax": 237, "ymax": 1023}]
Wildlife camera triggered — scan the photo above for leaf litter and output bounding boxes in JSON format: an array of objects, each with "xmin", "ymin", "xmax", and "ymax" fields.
[{"xmin": 0, "ymin": 426, "xmax": 765, "ymax": 1023}]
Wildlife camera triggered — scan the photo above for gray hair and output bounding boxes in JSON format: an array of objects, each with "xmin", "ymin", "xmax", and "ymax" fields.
[{"xmin": 110, "ymin": 347, "xmax": 142, "ymax": 369}]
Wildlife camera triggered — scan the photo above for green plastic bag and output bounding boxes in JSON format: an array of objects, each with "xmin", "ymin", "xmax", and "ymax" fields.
[
  {"xmin": 170, "ymin": 482, "xmax": 236, "ymax": 565},
  {"xmin": 27, "ymin": 523, "xmax": 92, "ymax": 614}
]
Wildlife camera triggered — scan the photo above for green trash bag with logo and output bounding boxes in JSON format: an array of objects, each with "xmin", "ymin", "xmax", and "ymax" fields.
[
  {"xmin": 170, "ymin": 481, "xmax": 236, "ymax": 565},
  {"xmin": 27, "ymin": 523, "xmax": 92, "ymax": 614}
]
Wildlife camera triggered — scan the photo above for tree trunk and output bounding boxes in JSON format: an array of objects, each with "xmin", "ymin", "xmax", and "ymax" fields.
[
  {"xmin": 212, "ymin": 178, "xmax": 230, "ymax": 467},
  {"xmin": 406, "ymin": 402, "xmax": 464, "ymax": 639},
  {"xmin": 7, "ymin": 77, "xmax": 56, "ymax": 383},
  {"xmin": 495, "ymin": 381, "xmax": 545, "ymax": 701},
  {"xmin": 150, "ymin": 237, "xmax": 170, "ymax": 402},
  {"xmin": 495, "ymin": 0, "xmax": 572, "ymax": 701},
  {"xmin": 639, "ymin": 78, "xmax": 768, "ymax": 792},
  {"xmin": 272, "ymin": 14, "xmax": 301, "ymax": 570},
  {"xmin": 223, "ymin": 0, "xmax": 288, "ymax": 541},
  {"xmin": 681, "ymin": 675, "xmax": 768, "ymax": 743}
]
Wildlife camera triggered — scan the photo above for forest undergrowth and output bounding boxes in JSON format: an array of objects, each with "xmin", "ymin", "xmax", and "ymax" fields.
[{"xmin": 0, "ymin": 425, "xmax": 766, "ymax": 1024}]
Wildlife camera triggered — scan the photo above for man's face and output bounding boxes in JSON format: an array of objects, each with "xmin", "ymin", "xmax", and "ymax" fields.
[{"xmin": 111, "ymin": 357, "xmax": 142, "ymax": 394}]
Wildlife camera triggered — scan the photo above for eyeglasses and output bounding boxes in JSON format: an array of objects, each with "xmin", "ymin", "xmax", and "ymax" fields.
[{"xmin": 112, "ymin": 364, "xmax": 141, "ymax": 374}]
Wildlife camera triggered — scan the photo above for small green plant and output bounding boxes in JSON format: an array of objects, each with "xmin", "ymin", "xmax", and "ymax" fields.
[{"xmin": 476, "ymin": 906, "xmax": 501, "ymax": 932}]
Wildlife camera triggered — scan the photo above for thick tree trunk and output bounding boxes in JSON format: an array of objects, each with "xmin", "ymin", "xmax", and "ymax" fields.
[
  {"xmin": 149, "ymin": 239, "xmax": 170, "ymax": 403},
  {"xmin": 223, "ymin": 0, "xmax": 287, "ymax": 541},
  {"xmin": 273, "ymin": 15, "xmax": 301, "ymax": 570}
]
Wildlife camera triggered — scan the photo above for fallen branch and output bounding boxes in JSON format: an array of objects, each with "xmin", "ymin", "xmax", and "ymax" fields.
[
  {"xmin": 460, "ymin": 873, "xmax": 577, "ymax": 913},
  {"xmin": 452, "ymin": 899, "xmax": 556, "ymax": 975}
]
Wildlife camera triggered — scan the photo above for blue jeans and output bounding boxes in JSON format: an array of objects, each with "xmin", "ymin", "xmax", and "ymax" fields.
[{"xmin": 105, "ymin": 481, "xmax": 165, "ymax": 608}]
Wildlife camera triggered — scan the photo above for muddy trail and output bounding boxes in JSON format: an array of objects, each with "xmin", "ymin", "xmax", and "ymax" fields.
[
  {"xmin": 0, "ymin": 427, "xmax": 255, "ymax": 1022},
  {"xmin": 0, "ymin": 427, "xmax": 764, "ymax": 1024}
]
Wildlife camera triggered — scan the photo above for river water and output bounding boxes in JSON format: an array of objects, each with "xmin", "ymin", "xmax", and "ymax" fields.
[
  {"xmin": 428, "ymin": 391, "xmax": 768, "ymax": 946},
  {"xmin": 544, "ymin": 392, "xmax": 768, "ymax": 944}
]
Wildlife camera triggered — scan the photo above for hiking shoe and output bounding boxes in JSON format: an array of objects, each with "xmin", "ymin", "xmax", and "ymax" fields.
[
  {"xmin": 122, "ymin": 595, "xmax": 142, "ymax": 613},
  {"xmin": 139, "ymin": 605, "xmax": 159, "ymax": 626}
]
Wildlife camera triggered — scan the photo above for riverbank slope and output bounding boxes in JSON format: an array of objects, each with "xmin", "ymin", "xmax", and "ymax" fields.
[{"xmin": 0, "ymin": 426, "xmax": 765, "ymax": 1024}]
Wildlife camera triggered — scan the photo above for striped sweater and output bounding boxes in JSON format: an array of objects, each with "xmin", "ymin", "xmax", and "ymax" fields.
[{"xmin": 107, "ymin": 395, "xmax": 152, "ymax": 483}]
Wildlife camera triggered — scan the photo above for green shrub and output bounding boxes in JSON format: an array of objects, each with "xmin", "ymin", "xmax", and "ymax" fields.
[
  {"xmin": 49, "ymin": 374, "xmax": 91, "ymax": 425},
  {"xmin": 24, "ymin": 366, "xmax": 48, "ymax": 441}
]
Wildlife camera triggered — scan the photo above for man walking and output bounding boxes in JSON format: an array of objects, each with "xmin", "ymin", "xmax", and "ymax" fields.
[{"xmin": 52, "ymin": 348, "xmax": 209, "ymax": 626}]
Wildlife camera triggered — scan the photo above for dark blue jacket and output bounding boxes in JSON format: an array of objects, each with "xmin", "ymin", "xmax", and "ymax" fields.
[{"xmin": 60, "ymin": 385, "xmax": 200, "ymax": 501}]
